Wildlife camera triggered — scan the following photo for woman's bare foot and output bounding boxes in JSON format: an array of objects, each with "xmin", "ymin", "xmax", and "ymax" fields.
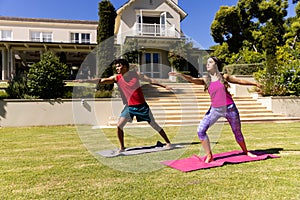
[
  {"xmin": 246, "ymin": 151, "xmax": 257, "ymax": 158},
  {"xmin": 205, "ymin": 154, "xmax": 214, "ymax": 163}
]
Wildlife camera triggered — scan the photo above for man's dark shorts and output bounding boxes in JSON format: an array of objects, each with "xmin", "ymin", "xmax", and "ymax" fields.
[{"xmin": 120, "ymin": 103, "xmax": 153, "ymax": 122}]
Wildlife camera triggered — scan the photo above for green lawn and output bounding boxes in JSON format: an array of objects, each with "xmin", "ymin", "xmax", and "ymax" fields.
[{"xmin": 0, "ymin": 123, "xmax": 299, "ymax": 200}]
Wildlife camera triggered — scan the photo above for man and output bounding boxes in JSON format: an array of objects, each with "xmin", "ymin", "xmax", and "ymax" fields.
[{"xmin": 76, "ymin": 59, "xmax": 172, "ymax": 152}]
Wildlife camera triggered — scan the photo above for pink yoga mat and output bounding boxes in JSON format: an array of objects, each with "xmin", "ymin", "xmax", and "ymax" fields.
[{"xmin": 161, "ymin": 150, "xmax": 280, "ymax": 172}]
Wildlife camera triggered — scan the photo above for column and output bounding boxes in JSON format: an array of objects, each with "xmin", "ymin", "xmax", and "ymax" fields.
[
  {"xmin": 1, "ymin": 49, "xmax": 4, "ymax": 80},
  {"xmin": 198, "ymin": 54, "xmax": 203, "ymax": 77}
]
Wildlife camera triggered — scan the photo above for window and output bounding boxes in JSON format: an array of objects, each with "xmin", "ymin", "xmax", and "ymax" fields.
[
  {"xmin": 1, "ymin": 30, "xmax": 12, "ymax": 41},
  {"xmin": 30, "ymin": 32, "xmax": 41, "ymax": 42},
  {"xmin": 71, "ymin": 33, "xmax": 80, "ymax": 43},
  {"xmin": 30, "ymin": 31, "xmax": 52, "ymax": 42},
  {"xmin": 42, "ymin": 32, "xmax": 52, "ymax": 42},
  {"xmin": 150, "ymin": 0, "xmax": 153, "ymax": 5},
  {"xmin": 81, "ymin": 33, "xmax": 90, "ymax": 44},
  {"xmin": 71, "ymin": 33, "xmax": 90, "ymax": 44}
]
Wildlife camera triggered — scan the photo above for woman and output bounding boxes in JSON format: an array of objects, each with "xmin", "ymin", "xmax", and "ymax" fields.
[{"xmin": 169, "ymin": 56, "xmax": 260, "ymax": 163}]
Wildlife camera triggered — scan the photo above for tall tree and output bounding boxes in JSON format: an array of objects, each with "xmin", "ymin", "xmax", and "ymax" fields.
[
  {"xmin": 211, "ymin": 0, "xmax": 288, "ymax": 60},
  {"xmin": 97, "ymin": 0, "xmax": 117, "ymax": 91},
  {"xmin": 211, "ymin": 6, "xmax": 243, "ymax": 53}
]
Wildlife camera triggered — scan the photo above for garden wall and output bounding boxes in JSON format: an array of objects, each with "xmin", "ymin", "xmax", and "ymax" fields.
[
  {"xmin": 228, "ymin": 75, "xmax": 256, "ymax": 97},
  {"xmin": 256, "ymin": 96, "xmax": 300, "ymax": 117},
  {"xmin": 0, "ymin": 99, "xmax": 123, "ymax": 127}
]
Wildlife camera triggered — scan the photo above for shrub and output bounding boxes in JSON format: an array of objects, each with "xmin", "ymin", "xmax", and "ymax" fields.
[
  {"xmin": 254, "ymin": 62, "xmax": 300, "ymax": 96},
  {"xmin": 27, "ymin": 51, "xmax": 69, "ymax": 99},
  {"xmin": 0, "ymin": 90, "xmax": 9, "ymax": 99},
  {"xmin": 95, "ymin": 90, "xmax": 112, "ymax": 98},
  {"xmin": 280, "ymin": 63, "xmax": 300, "ymax": 96},
  {"xmin": 6, "ymin": 74, "xmax": 29, "ymax": 99},
  {"xmin": 223, "ymin": 63, "xmax": 264, "ymax": 75}
]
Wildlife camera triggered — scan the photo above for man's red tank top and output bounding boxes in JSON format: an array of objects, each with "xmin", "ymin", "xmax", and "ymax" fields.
[{"xmin": 116, "ymin": 71, "xmax": 146, "ymax": 106}]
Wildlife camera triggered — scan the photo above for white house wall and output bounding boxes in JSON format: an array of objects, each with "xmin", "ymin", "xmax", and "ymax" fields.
[
  {"xmin": 0, "ymin": 19, "xmax": 97, "ymax": 43},
  {"xmin": 117, "ymin": 0, "xmax": 182, "ymax": 44}
]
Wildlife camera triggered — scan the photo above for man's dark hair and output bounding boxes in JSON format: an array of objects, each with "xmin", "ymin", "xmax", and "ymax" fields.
[{"xmin": 114, "ymin": 58, "xmax": 129, "ymax": 69}]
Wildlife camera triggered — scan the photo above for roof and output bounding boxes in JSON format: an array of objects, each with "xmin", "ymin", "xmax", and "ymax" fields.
[
  {"xmin": 0, "ymin": 16, "xmax": 98, "ymax": 25},
  {"xmin": 116, "ymin": 0, "xmax": 187, "ymax": 19},
  {"xmin": 0, "ymin": 40, "xmax": 96, "ymax": 52}
]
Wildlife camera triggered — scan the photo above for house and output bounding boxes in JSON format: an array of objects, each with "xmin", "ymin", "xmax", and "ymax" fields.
[
  {"xmin": 0, "ymin": 16, "xmax": 98, "ymax": 80},
  {"xmin": 0, "ymin": 0, "xmax": 209, "ymax": 81},
  {"xmin": 114, "ymin": 0, "xmax": 208, "ymax": 79}
]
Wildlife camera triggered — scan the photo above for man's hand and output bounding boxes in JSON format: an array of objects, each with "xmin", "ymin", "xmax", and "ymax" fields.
[
  {"xmin": 165, "ymin": 85, "xmax": 174, "ymax": 91},
  {"xmin": 168, "ymin": 72, "xmax": 180, "ymax": 76},
  {"xmin": 73, "ymin": 79, "xmax": 85, "ymax": 83}
]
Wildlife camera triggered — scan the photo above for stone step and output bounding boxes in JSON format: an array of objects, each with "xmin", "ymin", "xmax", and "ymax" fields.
[
  {"xmin": 105, "ymin": 83, "xmax": 300, "ymax": 126},
  {"xmin": 150, "ymin": 113, "xmax": 285, "ymax": 120},
  {"xmin": 149, "ymin": 109, "xmax": 275, "ymax": 114},
  {"xmin": 148, "ymin": 101, "xmax": 263, "ymax": 107},
  {"xmin": 108, "ymin": 116, "xmax": 300, "ymax": 126}
]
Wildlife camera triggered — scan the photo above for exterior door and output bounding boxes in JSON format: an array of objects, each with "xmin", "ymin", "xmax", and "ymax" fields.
[{"xmin": 143, "ymin": 52, "xmax": 161, "ymax": 78}]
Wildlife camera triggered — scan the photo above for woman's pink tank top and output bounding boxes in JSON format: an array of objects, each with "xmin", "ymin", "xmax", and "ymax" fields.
[{"xmin": 208, "ymin": 80, "xmax": 234, "ymax": 108}]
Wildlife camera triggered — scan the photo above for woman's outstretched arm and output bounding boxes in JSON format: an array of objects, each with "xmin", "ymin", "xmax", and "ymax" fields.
[
  {"xmin": 224, "ymin": 74, "xmax": 261, "ymax": 87},
  {"xmin": 169, "ymin": 72, "xmax": 205, "ymax": 85}
]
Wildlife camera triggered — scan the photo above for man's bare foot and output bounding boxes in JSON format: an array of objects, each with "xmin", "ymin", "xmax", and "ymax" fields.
[
  {"xmin": 164, "ymin": 143, "xmax": 173, "ymax": 149},
  {"xmin": 246, "ymin": 151, "xmax": 257, "ymax": 158},
  {"xmin": 117, "ymin": 148, "xmax": 125, "ymax": 154},
  {"xmin": 205, "ymin": 154, "xmax": 214, "ymax": 163}
]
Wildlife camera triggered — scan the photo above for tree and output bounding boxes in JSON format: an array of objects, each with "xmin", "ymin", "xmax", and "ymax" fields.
[
  {"xmin": 211, "ymin": 6, "xmax": 243, "ymax": 53},
  {"xmin": 96, "ymin": 0, "xmax": 117, "ymax": 91},
  {"xmin": 261, "ymin": 22, "xmax": 281, "ymax": 95},
  {"xmin": 211, "ymin": 0, "xmax": 288, "ymax": 63},
  {"xmin": 27, "ymin": 51, "xmax": 69, "ymax": 99}
]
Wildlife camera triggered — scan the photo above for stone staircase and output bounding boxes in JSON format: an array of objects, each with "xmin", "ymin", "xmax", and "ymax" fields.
[{"xmin": 108, "ymin": 83, "xmax": 300, "ymax": 126}]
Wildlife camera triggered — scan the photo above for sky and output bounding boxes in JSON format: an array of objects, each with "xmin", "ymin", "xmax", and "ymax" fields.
[{"xmin": 0, "ymin": 0, "xmax": 297, "ymax": 49}]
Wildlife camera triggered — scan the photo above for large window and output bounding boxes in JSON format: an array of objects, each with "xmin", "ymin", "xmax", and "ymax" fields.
[
  {"xmin": 0, "ymin": 30, "xmax": 12, "ymax": 41},
  {"xmin": 30, "ymin": 31, "xmax": 52, "ymax": 42},
  {"xmin": 71, "ymin": 33, "xmax": 90, "ymax": 44}
]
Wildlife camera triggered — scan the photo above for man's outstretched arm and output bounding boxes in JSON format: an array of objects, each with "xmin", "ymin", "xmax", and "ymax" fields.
[
  {"xmin": 73, "ymin": 76, "xmax": 116, "ymax": 84},
  {"xmin": 138, "ymin": 72, "xmax": 172, "ymax": 90}
]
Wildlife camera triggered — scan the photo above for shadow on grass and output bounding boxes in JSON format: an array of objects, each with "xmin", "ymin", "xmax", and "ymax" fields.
[
  {"xmin": 126, "ymin": 141, "xmax": 201, "ymax": 151},
  {"xmin": 253, "ymin": 148, "xmax": 283, "ymax": 155}
]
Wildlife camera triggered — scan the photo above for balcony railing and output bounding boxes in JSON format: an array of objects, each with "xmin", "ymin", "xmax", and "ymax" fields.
[{"xmin": 135, "ymin": 23, "xmax": 180, "ymax": 38}]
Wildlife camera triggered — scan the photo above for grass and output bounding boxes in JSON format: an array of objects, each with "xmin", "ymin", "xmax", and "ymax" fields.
[{"xmin": 0, "ymin": 123, "xmax": 299, "ymax": 200}]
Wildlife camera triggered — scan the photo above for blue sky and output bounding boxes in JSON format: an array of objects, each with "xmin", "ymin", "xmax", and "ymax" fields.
[{"xmin": 0, "ymin": 0, "xmax": 297, "ymax": 49}]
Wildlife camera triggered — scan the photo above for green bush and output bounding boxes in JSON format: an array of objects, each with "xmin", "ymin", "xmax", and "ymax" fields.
[
  {"xmin": 27, "ymin": 51, "xmax": 69, "ymax": 99},
  {"xmin": 223, "ymin": 63, "xmax": 264, "ymax": 75},
  {"xmin": 95, "ymin": 90, "xmax": 112, "ymax": 98},
  {"xmin": 280, "ymin": 64, "xmax": 300, "ymax": 96},
  {"xmin": 0, "ymin": 90, "xmax": 9, "ymax": 99},
  {"xmin": 254, "ymin": 61, "xmax": 300, "ymax": 96},
  {"xmin": 6, "ymin": 74, "xmax": 29, "ymax": 99}
]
